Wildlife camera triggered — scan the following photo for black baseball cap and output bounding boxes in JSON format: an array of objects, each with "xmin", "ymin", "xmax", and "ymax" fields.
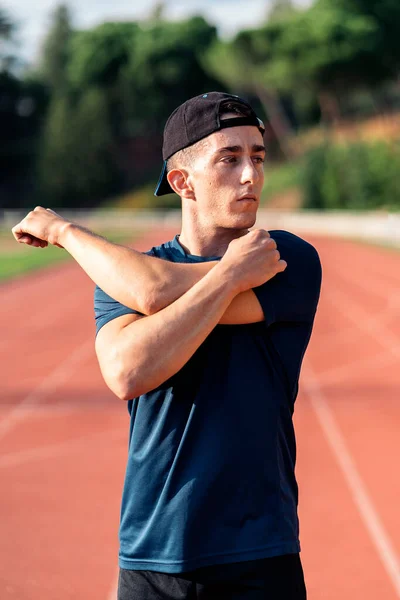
[{"xmin": 154, "ymin": 91, "xmax": 265, "ymax": 196}]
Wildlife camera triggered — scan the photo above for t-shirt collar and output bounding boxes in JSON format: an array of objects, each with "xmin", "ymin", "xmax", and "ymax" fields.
[{"xmin": 171, "ymin": 235, "xmax": 221, "ymax": 262}]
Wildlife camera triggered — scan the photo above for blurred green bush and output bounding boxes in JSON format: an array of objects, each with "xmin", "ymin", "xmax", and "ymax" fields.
[{"xmin": 302, "ymin": 139, "xmax": 400, "ymax": 211}]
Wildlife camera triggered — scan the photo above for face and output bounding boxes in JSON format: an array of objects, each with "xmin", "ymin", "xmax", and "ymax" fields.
[{"xmin": 186, "ymin": 125, "xmax": 265, "ymax": 231}]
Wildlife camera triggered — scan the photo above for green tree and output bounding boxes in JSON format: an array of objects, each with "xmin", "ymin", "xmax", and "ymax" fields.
[
  {"xmin": 269, "ymin": 2, "xmax": 381, "ymax": 121},
  {"xmin": 203, "ymin": 24, "xmax": 295, "ymax": 158},
  {"xmin": 39, "ymin": 94, "xmax": 74, "ymax": 205},
  {"xmin": 39, "ymin": 89, "xmax": 116, "ymax": 206},
  {"xmin": 71, "ymin": 87, "xmax": 116, "ymax": 202},
  {"xmin": 39, "ymin": 4, "xmax": 72, "ymax": 91},
  {"xmin": 121, "ymin": 16, "xmax": 221, "ymax": 135},
  {"xmin": 0, "ymin": 6, "xmax": 14, "ymax": 71},
  {"xmin": 267, "ymin": 0, "xmax": 296, "ymax": 22},
  {"xmin": 68, "ymin": 22, "xmax": 137, "ymax": 89},
  {"xmin": 150, "ymin": 2, "xmax": 166, "ymax": 22},
  {"xmin": 67, "ymin": 21, "xmax": 139, "ymax": 140}
]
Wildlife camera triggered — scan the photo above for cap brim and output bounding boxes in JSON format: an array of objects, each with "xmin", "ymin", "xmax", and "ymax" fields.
[{"xmin": 154, "ymin": 161, "xmax": 174, "ymax": 196}]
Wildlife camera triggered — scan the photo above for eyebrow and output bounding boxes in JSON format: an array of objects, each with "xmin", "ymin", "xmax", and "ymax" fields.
[{"xmin": 215, "ymin": 144, "xmax": 266, "ymax": 155}]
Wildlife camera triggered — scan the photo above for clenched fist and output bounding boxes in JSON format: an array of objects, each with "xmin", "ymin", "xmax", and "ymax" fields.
[
  {"xmin": 221, "ymin": 229, "xmax": 287, "ymax": 293},
  {"xmin": 12, "ymin": 207, "xmax": 71, "ymax": 248}
]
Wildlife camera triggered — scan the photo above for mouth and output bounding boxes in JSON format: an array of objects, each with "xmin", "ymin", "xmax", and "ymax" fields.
[{"xmin": 237, "ymin": 195, "xmax": 258, "ymax": 202}]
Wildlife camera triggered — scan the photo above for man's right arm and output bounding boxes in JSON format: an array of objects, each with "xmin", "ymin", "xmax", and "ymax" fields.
[
  {"xmin": 58, "ymin": 222, "xmax": 266, "ymax": 323},
  {"xmin": 95, "ymin": 230, "xmax": 286, "ymax": 400},
  {"xmin": 11, "ymin": 208, "xmax": 278, "ymax": 325}
]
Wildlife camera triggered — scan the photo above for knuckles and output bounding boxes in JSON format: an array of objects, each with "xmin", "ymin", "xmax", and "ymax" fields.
[{"xmin": 249, "ymin": 228, "xmax": 269, "ymax": 242}]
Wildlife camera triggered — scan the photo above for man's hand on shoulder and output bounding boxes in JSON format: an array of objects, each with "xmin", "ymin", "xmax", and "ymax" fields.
[
  {"xmin": 11, "ymin": 206, "xmax": 72, "ymax": 248},
  {"xmin": 220, "ymin": 229, "xmax": 287, "ymax": 294}
]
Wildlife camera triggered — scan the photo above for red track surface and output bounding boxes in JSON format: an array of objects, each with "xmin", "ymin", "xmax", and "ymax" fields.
[{"xmin": 1, "ymin": 229, "xmax": 399, "ymax": 599}]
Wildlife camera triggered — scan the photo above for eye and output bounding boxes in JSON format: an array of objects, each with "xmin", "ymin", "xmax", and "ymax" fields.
[
  {"xmin": 253, "ymin": 156, "xmax": 265, "ymax": 164},
  {"xmin": 221, "ymin": 156, "xmax": 238, "ymax": 164}
]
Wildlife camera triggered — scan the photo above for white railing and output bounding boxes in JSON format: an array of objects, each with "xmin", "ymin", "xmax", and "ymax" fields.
[{"xmin": 2, "ymin": 209, "xmax": 400, "ymax": 248}]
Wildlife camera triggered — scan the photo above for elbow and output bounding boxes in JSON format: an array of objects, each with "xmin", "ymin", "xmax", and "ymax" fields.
[
  {"xmin": 112, "ymin": 368, "xmax": 141, "ymax": 401},
  {"xmin": 142, "ymin": 278, "xmax": 165, "ymax": 315},
  {"xmin": 103, "ymin": 358, "xmax": 142, "ymax": 401},
  {"xmin": 123, "ymin": 285, "xmax": 160, "ymax": 316},
  {"xmin": 143, "ymin": 294, "xmax": 162, "ymax": 316},
  {"xmin": 112, "ymin": 365, "xmax": 155, "ymax": 399},
  {"xmin": 110, "ymin": 376, "xmax": 132, "ymax": 401},
  {"xmin": 110, "ymin": 377, "xmax": 138, "ymax": 402}
]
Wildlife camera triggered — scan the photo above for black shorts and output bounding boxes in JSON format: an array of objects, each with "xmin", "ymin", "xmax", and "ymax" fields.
[{"xmin": 118, "ymin": 553, "xmax": 307, "ymax": 600}]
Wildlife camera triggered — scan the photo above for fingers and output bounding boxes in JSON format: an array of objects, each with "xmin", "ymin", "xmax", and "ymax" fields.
[
  {"xmin": 11, "ymin": 230, "xmax": 47, "ymax": 248},
  {"xmin": 11, "ymin": 224, "xmax": 22, "ymax": 241},
  {"xmin": 277, "ymin": 259, "xmax": 287, "ymax": 272},
  {"xmin": 249, "ymin": 229, "xmax": 276, "ymax": 250},
  {"xmin": 18, "ymin": 235, "xmax": 32, "ymax": 244},
  {"xmin": 250, "ymin": 228, "xmax": 270, "ymax": 236}
]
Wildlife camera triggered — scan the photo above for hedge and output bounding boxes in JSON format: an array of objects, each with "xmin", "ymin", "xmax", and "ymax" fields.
[{"xmin": 302, "ymin": 139, "xmax": 400, "ymax": 210}]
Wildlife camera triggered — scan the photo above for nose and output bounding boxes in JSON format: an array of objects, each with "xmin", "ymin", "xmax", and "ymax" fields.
[{"xmin": 240, "ymin": 158, "xmax": 259, "ymax": 185}]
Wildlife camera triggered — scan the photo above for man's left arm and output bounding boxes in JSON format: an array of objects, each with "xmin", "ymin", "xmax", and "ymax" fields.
[{"xmin": 252, "ymin": 233, "xmax": 322, "ymax": 326}]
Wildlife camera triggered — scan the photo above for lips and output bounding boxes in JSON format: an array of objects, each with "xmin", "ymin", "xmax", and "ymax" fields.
[{"xmin": 238, "ymin": 195, "xmax": 257, "ymax": 201}]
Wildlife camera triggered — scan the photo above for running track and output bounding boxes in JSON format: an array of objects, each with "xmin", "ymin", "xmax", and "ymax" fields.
[{"xmin": 1, "ymin": 228, "xmax": 399, "ymax": 599}]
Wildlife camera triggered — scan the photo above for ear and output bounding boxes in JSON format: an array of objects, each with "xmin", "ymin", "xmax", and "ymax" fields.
[{"xmin": 167, "ymin": 169, "xmax": 195, "ymax": 200}]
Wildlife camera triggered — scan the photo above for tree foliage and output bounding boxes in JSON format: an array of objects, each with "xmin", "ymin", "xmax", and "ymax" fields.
[
  {"xmin": 3, "ymin": 0, "xmax": 400, "ymax": 209},
  {"xmin": 121, "ymin": 17, "xmax": 221, "ymax": 134},
  {"xmin": 68, "ymin": 22, "xmax": 138, "ymax": 89},
  {"xmin": 303, "ymin": 140, "xmax": 400, "ymax": 210},
  {"xmin": 39, "ymin": 89, "xmax": 116, "ymax": 206},
  {"xmin": 39, "ymin": 4, "xmax": 72, "ymax": 91},
  {"xmin": 0, "ymin": 6, "xmax": 13, "ymax": 41},
  {"xmin": 267, "ymin": 0, "xmax": 297, "ymax": 23}
]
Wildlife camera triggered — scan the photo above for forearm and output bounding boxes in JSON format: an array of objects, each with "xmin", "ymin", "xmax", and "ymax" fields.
[
  {"xmin": 59, "ymin": 223, "xmax": 215, "ymax": 313},
  {"xmin": 110, "ymin": 262, "xmax": 238, "ymax": 399}
]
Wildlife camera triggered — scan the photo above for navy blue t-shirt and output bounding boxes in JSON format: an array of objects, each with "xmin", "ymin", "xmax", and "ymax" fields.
[{"xmin": 94, "ymin": 231, "xmax": 321, "ymax": 573}]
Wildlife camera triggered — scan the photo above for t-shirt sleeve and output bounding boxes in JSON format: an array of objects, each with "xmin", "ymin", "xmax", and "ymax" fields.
[
  {"xmin": 253, "ymin": 231, "xmax": 322, "ymax": 326},
  {"xmin": 93, "ymin": 247, "xmax": 157, "ymax": 335},
  {"xmin": 94, "ymin": 285, "xmax": 143, "ymax": 336}
]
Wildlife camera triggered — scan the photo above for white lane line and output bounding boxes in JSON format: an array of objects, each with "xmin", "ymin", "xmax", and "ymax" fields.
[
  {"xmin": 303, "ymin": 362, "xmax": 400, "ymax": 598},
  {"xmin": 0, "ymin": 340, "xmax": 93, "ymax": 443},
  {"xmin": 0, "ymin": 428, "xmax": 125, "ymax": 469},
  {"xmin": 106, "ymin": 568, "xmax": 119, "ymax": 600},
  {"xmin": 0, "ymin": 398, "xmax": 116, "ymax": 417},
  {"xmin": 307, "ymin": 268, "xmax": 400, "ymax": 386}
]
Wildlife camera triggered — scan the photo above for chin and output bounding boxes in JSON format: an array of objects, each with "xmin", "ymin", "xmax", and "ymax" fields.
[{"xmin": 228, "ymin": 213, "xmax": 257, "ymax": 230}]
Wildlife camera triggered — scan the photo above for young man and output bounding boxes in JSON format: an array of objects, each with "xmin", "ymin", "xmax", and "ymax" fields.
[{"xmin": 12, "ymin": 92, "xmax": 321, "ymax": 599}]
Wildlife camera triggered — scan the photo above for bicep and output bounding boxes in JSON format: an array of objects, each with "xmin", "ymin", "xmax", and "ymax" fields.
[
  {"xmin": 95, "ymin": 313, "xmax": 144, "ymax": 379},
  {"xmin": 219, "ymin": 290, "xmax": 265, "ymax": 325}
]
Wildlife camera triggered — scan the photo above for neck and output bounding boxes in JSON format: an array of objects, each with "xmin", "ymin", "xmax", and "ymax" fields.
[{"xmin": 179, "ymin": 212, "xmax": 248, "ymax": 257}]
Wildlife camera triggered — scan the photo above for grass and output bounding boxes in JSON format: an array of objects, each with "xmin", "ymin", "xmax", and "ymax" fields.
[
  {"xmin": 0, "ymin": 228, "xmax": 135, "ymax": 283},
  {"xmin": 107, "ymin": 183, "xmax": 181, "ymax": 210}
]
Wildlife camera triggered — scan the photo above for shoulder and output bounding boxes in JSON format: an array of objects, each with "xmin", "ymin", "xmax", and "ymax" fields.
[
  {"xmin": 270, "ymin": 230, "xmax": 319, "ymax": 260},
  {"xmin": 268, "ymin": 231, "xmax": 322, "ymax": 315},
  {"xmin": 270, "ymin": 230, "xmax": 321, "ymax": 277}
]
